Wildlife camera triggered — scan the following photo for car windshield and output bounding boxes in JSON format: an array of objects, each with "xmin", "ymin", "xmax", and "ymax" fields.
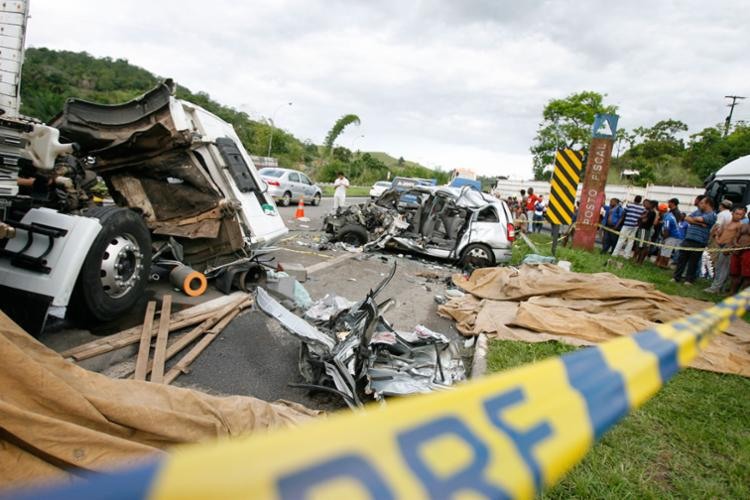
[
  {"xmin": 376, "ymin": 182, "xmax": 390, "ymax": 187},
  {"xmin": 259, "ymin": 169, "xmax": 284, "ymax": 178}
]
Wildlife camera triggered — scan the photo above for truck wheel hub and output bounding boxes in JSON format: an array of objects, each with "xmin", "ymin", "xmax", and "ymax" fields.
[{"xmin": 100, "ymin": 234, "xmax": 143, "ymax": 298}]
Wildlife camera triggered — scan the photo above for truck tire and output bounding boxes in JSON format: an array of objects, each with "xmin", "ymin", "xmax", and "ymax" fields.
[
  {"xmin": 71, "ymin": 206, "xmax": 152, "ymax": 323},
  {"xmin": 337, "ymin": 224, "xmax": 369, "ymax": 246},
  {"xmin": 460, "ymin": 243, "xmax": 495, "ymax": 268}
]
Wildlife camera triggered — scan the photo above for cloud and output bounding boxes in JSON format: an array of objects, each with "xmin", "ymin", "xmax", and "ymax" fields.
[{"xmin": 24, "ymin": 0, "xmax": 750, "ymax": 179}]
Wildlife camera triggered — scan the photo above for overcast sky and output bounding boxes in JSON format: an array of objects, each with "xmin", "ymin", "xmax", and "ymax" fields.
[{"xmin": 26, "ymin": 1, "xmax": 749, "ymax": 179}]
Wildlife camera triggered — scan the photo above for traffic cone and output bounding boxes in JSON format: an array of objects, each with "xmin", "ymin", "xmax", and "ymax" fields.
[{"xmin": 294, "ymin": 197, "xmax": 305, "ymax": 219}]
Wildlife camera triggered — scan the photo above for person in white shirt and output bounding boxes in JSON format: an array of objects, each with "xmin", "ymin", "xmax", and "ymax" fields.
[
  {"xmin": 333, "ymin": 172, "xmax": 349, "ymax": 211},
  {"xmin": 711, "ymin": 199, "xmax": 733, "ymax": 238}
]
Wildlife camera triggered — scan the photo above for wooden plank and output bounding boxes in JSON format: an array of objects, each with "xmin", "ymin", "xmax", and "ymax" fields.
[
  {"xmin": 133, "ymin": 301, "xmax": 157, "ymax": 381},
  {"xmin": 150, "ymin": 295, "xmax": 172, "ymax": 383},
  {"xmin": 129, "ymin": 295, "xmax": 250, "ymax": 379},
  {"xmin": 164, "ymin": 305, "xmax": 246, "ymax": 385},
  {"xmin": 61, "ymin": 293, "xmax": 246, "ymax": 361}
]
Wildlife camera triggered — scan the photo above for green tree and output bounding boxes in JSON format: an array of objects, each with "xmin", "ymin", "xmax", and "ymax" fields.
[
  {"xmin": 684, "ymin": 122, "xmax": 750, "ymax": 181},
  {"xmin": 323, "ymin": 114, "xmax": 361, "ymax": 155},
  {"xmin": 530, "ymin": 91, "xmax": 618, "ymax": 180}
]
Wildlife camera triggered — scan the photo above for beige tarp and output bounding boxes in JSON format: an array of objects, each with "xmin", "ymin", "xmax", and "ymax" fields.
[
  {"xmin": 438, "ymin": 265, "xmax": 750, "ymax": 377},
  {"xmin": 0, "ymin": 311, "xmax": 319, "ymax": 489}
]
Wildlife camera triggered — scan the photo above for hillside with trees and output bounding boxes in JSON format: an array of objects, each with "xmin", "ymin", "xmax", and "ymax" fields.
[
  {"xmin": 19, "ymin": 48, "xmax": 446, "ymax": 184},
  {"xmin": 531, "ymin": 91, "xmax": 750, "ymax": 186}
]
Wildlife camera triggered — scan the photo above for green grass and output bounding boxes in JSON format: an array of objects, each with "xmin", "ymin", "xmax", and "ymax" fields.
[
  {"xmin": 321, "ymin": 185, "xmax": 371, "ymax": 197},
  {"xmin": 488, "ymin": 235, "xmax": 750, "ymax": 497}
]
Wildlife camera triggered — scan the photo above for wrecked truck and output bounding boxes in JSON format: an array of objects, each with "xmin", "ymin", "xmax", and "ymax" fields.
[
  {"xmin": 324, "ymin": 185, "xmax": 514, "ymax": 267},
  {"xmin": 0, "ymin": 79, "xmax": 287, "ymax": 332}
]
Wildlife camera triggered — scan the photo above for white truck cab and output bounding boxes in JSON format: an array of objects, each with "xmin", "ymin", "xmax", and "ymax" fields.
[{"xmin": 704, "ymin": 154, "xmax": 750, "ymax": 207}]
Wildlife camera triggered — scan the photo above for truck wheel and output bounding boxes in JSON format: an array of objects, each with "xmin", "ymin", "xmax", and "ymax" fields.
[
  {"xmin": 281, "ymin": 191, "xmax": 292, "ymax": 206},
  {"xmin": 72, "ymin": 206, "xmax": 152, "ymax": 323},
  {"xmin": 337, "ymin": 224, "xmax": 369, "ymax": 246},
  {"xmin": 460, "ymin": 243, "xmax": 495, "ymax": 268},
  {"xmin": 312, "ymin": 193, "xmax": 321, "ymax": 206}
]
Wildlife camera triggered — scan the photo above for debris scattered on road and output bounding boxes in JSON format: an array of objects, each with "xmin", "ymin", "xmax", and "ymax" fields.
[
  {"xmin": 416, "ymin": 270, "xmax": 441, "ymax": 281},
  {"xmin": 521, "ymin": 253, "xmax": 557, "ymax": 265},
  {"xmin": 257, "ymin": 264, "xmax": 466, "ymax": 407},
  {"xmin": 445, "ymin": 288, "xmax": 465, "ymax": 298},
  {"xmin": 304, "ymin": 294, "xmax": 356, "ymax": 323},
  {"xmin": 61, "ymin": 293, "xmax": 248, "ymax": 362}
]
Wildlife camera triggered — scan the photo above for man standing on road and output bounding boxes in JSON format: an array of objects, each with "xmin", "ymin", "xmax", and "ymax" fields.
[
  {"xmin": 673, "ymin": 196, "xmax": 717, "ymax": 285},
  {"xmin": 333, "ymin": 172, "xmax": 349, "ymax": 211},
  {"xmin": 612, "ymin": 195, "xmax": 645, "ymax": 259},
  {"xmin": 601, "ymin": 197, "xmax": 623, "ymax": 254}
]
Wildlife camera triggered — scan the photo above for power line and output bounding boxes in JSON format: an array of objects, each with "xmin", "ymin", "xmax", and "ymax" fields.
[{"xmin": 724, "ymin": 95, "xmax": 746, "ymax": 137}]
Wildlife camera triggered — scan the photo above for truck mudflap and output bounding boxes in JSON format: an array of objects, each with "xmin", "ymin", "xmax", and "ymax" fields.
[{"xmin": 0, "ymin": 207, "xmax": 101, "ymax": 319}]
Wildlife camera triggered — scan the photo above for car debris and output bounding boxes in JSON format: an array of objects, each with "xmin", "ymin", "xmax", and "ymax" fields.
[
  {"xmin": 256, "ymin": 264, "xmax": 466, "ymax": 408},
  {"xmin": 323, "ymin": 185, "xmax": 515, "ymax": 267},
  {"xmin": 304, "ymin": 294, "xmax": 356, "ymax": 323}
]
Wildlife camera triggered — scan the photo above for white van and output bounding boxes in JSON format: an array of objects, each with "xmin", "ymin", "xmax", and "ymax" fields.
[{"xmin": 705, "ymin": 154, "xmax": 750, "ymax": 206}]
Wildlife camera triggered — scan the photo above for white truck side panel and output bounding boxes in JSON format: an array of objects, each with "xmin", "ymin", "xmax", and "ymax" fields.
[
  {"xmin": 180, "ymin": 101, "xmax": 288, "ymax": 246},
  {"xmin": 0, "ymin": 0, "xmax": 28, "ymax": 117},
  {"xmin": 0, "ymin": 208, "xmax": 101, "ymax": 306}
]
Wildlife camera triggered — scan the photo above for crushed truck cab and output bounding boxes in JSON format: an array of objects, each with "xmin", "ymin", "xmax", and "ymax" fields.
[
  {"xmin": 0, "ymin": 80, "xmax": 286, "ymax": 332},
  {"xmin": 52, "ymin": 80, "xmax": 288, "ymax": 264}
]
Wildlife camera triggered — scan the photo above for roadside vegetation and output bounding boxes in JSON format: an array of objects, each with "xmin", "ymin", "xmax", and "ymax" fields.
[
  {"xmin": 320, "ymin": 185, "xmax": 370, "ymax": 197},
  {"xmin": 531, "ymin": 91, "xmax": 750, "ymax": 186},
  {"xmin": 487, "ymin": 232, "xmax": 750, "ymax": 498}
]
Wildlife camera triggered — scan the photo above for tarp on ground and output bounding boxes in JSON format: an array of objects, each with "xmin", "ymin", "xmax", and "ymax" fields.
[
  {"xmin": 438, "ymin": 265, "xmax": 750, "ymax": 378},
  {"xmin": 0, "ymin": 311, "xmax": 319, "ymax": 490}
]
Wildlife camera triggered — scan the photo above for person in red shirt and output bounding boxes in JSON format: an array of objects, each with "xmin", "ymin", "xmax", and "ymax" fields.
[{"xmin": 525, "ymin": 187, "xmax": 541, "ymax": 224}]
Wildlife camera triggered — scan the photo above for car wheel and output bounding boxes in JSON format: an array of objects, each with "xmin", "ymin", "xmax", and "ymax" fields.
[
  {"xmin": 71, "ymin": 206, "xmax": 152, "ymax": 324},
  {"xmin": 337, "ymin": 224, "xmax": 369, "ymax": 246},
  {"xmin": 281, "ymin": 191, "xmax": 292, "ymax": 207},
  {"xmin": 312, "ymin": 193, "xmax": 321, "ymax": 206},
  {"xmin": 460, "ymin": 243, "xmax": 495, "ymax": 268}
]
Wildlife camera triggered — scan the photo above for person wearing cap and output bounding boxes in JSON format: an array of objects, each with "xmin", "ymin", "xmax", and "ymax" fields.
[{"xmin": 714, "ymin": 199, "xmax": 734, "ymax": 230}]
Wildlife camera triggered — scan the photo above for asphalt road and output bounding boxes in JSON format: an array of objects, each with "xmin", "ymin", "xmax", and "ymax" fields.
[
  {"xmin": 48, "ymin": 194, "xmax": 469, "ymax": 412},
  {"xmin": 277, "ymin": 196, "xmax": 369, "ymax": 224}
]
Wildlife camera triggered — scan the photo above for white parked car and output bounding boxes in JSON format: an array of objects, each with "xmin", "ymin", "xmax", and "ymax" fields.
[
  {"xmin": 259, "ymin": 168, "xmax": 323, "ymax": 207},
  {"xmin": 369, "ymin": 180, "xmax": 392, "ymax": 199}
]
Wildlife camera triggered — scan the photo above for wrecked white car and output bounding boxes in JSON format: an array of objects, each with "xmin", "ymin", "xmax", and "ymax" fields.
[
  {"xmin": 323, "ymin": 186, "xmax": 514, "ymax": 267},
  {"xmin": 257, "ymin": 264, "xmax": 465, "ymax": 407}
]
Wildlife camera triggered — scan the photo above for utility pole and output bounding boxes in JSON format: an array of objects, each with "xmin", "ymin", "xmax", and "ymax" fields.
[{"xmin": 724, "ymin": 95, "xmax": 746, "ymax": 137}]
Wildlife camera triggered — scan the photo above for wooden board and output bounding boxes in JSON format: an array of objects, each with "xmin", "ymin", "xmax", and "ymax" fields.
[
  {"xmin": 133, "ymin": 301, "xmax": 157, "ymax": 381},
  {"xmin": 163, "ymin": 305, "xmax": 245, "ymax": 385},
  {"xmin": 61, "ymin": 293, "xmax": 246, "ymax": 361},
  {"xmin": 150, "ymin": 296, "xmax": 172, "ymax": 383}
]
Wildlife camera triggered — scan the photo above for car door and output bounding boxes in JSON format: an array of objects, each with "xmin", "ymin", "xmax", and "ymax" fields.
[
  {"xmin": 299, "ymin": 173, "xmax": 315, "ymax": 200},
  {"xmin": 287, "ymin": 172, "xmax": 302, "ymax": 201}
]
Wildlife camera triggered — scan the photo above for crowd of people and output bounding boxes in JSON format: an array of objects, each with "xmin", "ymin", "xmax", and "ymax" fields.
[{"xmin": 503, "ymin": 187, "xmax": 750, "ymax": 296}]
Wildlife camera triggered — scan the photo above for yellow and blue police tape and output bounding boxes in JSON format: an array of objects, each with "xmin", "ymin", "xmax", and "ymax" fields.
[{"xmin": 9, "ymin": 288, "xmax": 750, "ymax": 500}]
